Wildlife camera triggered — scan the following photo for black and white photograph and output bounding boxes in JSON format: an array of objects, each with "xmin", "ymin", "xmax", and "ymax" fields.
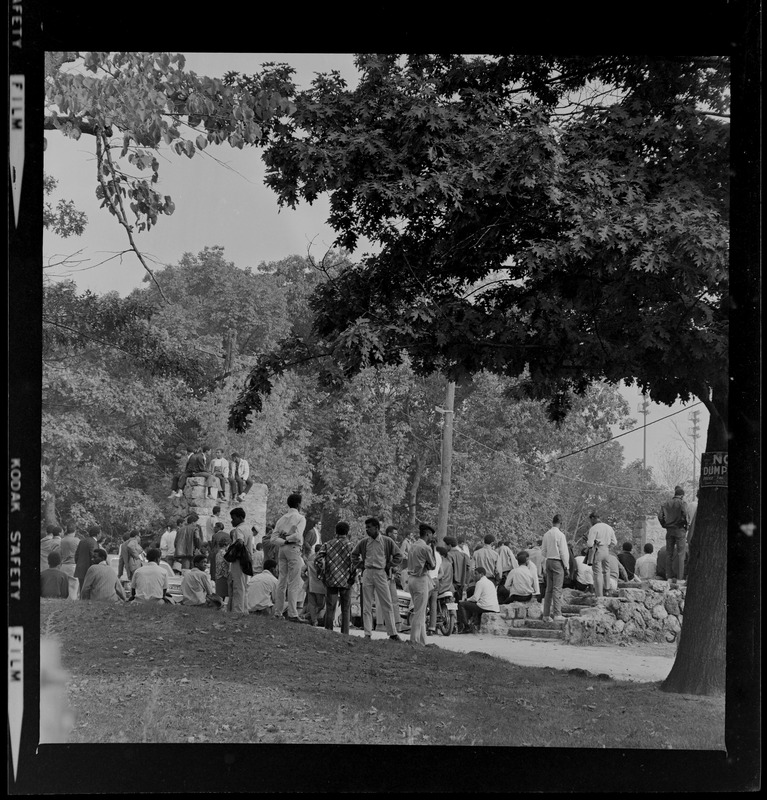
[{"xmin": 8, "ymin": 2, "xmax": 760, "ymax": 794}]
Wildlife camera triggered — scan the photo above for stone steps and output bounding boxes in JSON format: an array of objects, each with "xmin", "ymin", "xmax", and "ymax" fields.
[
  {"xmin": 506, "ymin": 628, "xmax": 564, "ymax": 641},
  {"xmin": 523, "ymin": 619, "xmax": 566, "ymax": 630}
]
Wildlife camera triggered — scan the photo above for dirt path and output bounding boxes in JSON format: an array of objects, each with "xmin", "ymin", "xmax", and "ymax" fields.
[{"xmin": 347, "ymin": 628, "xmax": 675, "ymax": 683}]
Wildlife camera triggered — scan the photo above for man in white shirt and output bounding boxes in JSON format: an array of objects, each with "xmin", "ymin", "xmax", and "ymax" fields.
[
  {"xmin": 248, "ymin": 559, "xmax": 279, "ymax": 613},
  {"xmin": 180, "ymin": 554, "xmax": 221, "ymax": 607},
  {"xmin": 272, "ymin": 493, "xmax": 308, "ymax": 622},
  {"xmin": 634, "ymin": 543, "xmax": 658, "ymax": 580},
  {"xmin": 159, "ymin": 523, "xmax": 177, "ymax": 567},
  {"xmin": 501, "ymin": 552, "xmax": 539, "ymax": 602},
  {"xmin": 209, "ymin": 449, "xmax": 230, "ymax": 500},
  {"xmin": 586, "ymin": 510, "xmax": 618, "ymax": 597},
  {"xmin": 541, "ymin": 514, "xmax": 570, "ymax": 621},
  {"xmin": 457, "ymin": 567, "xmax": 499, "ymax": 633},
  {"xmin": 573, "ymin": 549, "xmax": 595, "ymax": 591},
  {"xmin": 130, "ymin": 548, "xmax": 169, "ymax": 603},
  {"xmin": 230, "ymin": 452, "xmax": 255, "ymax": 502}
]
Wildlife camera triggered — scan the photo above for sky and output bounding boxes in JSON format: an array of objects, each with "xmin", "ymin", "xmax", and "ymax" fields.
[{"xmin": 42, "ymin": 51, "xmax": 710, "ymax": 484}]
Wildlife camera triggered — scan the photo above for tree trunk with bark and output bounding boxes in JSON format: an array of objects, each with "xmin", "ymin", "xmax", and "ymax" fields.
[
  {"xmin": 662, "ymin": 388, "xmax": 728, "ymax": 696},
  {"xmin": 42, "ymin": 460, "xmax": 59, "ymax": 528},
  {"xmin": 406, "ymin": 452, "xmax": 425, "ymax": 535}
]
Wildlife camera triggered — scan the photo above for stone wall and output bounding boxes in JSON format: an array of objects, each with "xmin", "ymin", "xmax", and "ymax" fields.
[
  {"xmin": 175, "ymin": 477, "xmax": 268, "ymax": 546},
  {"xmin": 564, "ymin": 582, "xmax": 685, "ymax": 646}
]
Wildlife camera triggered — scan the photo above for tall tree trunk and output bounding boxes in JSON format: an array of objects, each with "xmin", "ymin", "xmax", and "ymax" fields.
[
  {"xmin": 662, "ymin": 387, "xmax": 727, "ymax": 696},
  {"xmin": 42, "ymin": 459, "xmax": 59, "ymax": 528},
  {"xmin": 406, "ymin": 452, "xmax": 425, "ymax": 534}
]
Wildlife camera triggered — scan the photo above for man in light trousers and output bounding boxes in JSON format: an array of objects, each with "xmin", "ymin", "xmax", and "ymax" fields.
[
  {"xmin": 586, "ymin": 511, "xmax": 617, "ymax": 598},
  {"xmin": 407, "ymin": 523, "xmax": 436, "ymax": 645},
  {"xmin": 541, "ymin": 514, "xmax": 569, "ymax": 621},
  {"xmin": 272, "ymin": 493, "xmax": 308, "ymax": 622}
]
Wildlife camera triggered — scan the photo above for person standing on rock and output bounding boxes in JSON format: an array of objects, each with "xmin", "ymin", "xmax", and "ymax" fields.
[
  {"xmin": 272, "ymin": 493, "xmax": 308, "ymax": 622},
  {"xmin": 406, "ymin": 523, "xmax": 436, "ymax": 645},
  {"xmin": 585, "ymin": 511, "xmax": 617, "ymax": 598},
  {"xmin": 658, "ymin": 485, "xmax": 689, "ymax": 583},
  {"xmin": 541, "ymin": 514, "xmax": 569, "ymax": 622}
]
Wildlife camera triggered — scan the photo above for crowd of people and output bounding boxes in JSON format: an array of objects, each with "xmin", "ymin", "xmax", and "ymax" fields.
[{"xmin": 40, "ymin": 484, "xmax": 695, "ymax": 643}]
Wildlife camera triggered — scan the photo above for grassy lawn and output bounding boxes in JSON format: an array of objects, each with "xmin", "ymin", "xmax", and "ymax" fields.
[{"xmin": 41, "ymin": 599, "xmax": 724, "ymax": 749}]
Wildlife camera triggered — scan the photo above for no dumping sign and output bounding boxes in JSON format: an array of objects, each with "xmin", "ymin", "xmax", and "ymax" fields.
[{"xmin": 700, "ymin": 451, "xmax": 728, "ymax": 488}]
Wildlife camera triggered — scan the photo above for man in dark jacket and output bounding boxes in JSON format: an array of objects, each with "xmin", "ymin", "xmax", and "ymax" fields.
[
  {"xmin": 658, "ymin": 485, "xmax": 689, "ymax": 582},
  {"xmin": 617, "ymin": 541, "xmax": 637, "ymax": 580},
  {"xmin": 175, "ymin": 514, "xmax": 202, "ymax": 571},
  {"xmin": 178, "ymin": 445, "xmax": 219, "ymax": 499},
  {"xmin": 74, "ymin": 526, "xmax": 103, "ymax": 590}
]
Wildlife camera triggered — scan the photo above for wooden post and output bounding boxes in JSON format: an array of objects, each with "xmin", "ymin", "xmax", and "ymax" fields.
[{"xmin": 436, "ymin": 381, "xmax": 455, "ymax": 545}]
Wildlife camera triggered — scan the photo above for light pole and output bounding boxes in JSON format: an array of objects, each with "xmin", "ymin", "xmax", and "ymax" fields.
[
  {"xmin": 637, "ymin": 391, "xmax": 650, "ymax": 473},
  {"xmin": 435, "ymin": 381, "xmax": 455, "ymax": 545},
  {"xmin": 687, "ymin": 409, "xmax": 701, "ymax": 491}
]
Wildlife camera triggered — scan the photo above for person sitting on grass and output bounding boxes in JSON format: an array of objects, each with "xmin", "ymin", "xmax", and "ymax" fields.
[
  {"xmin": 130, "ymin": 548, "xmax": 171, "ymax": 604},
  {"xmin": 40, "ymin": 550, "xmax": 70, "ymax": 599},
  {"xmin": 181, "ymin": 554, "xmax": 223, "ymax": 608},
  {"xmin": 498, "ymin": 552, "xmax": 538, "ymax": 604},
  {"xmin": 247, "ymin": 558, "xmax": 279, "ymax": 615},
  {"xmin": 80, "ymin": 548, "xmax": 128, "ymax": 603},
  {"xmin": 457, "ymin": 566, "xmax": 500, "ymax": 633}
]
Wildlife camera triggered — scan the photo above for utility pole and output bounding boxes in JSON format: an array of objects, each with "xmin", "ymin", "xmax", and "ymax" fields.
[
  {"xmin": 637, "ymin": 391, "xmax": 650, "ymax": 473},
  {"xmin": 687, "ymin": 409, "xmax": 701, "ymax": 490},
  {"xmin": 436, "ymin": 381, "xmax": 455, "ymax": 545}
]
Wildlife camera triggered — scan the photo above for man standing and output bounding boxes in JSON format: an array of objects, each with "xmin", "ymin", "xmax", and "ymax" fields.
[
  {"xmin": 658, "ymin": 485, "xmax": 689, "ymax": 583},
  {"xmin": 473, "ymin": 534, "xmax": 501, "ymax": 583},
  {"xmin": 40, "ymin": 551, "xmax": 70, "ymax": 599},
  {"xmin": 247, "ymin": 559, "xmax": 279, "ymax": 614},
  {"xmin": 301, "ymin": 544, "xmax": 327, "ymax": 626},
  {"xmin": 352, "ymin": 518, "xmax": 403, "ymax": 641},
  {"xmin": 209, "ymin": 449, "xmax": 230, "ymax": 500},
  {"xmin": 229, "ymin": 507, "xmax": 253, "ymax": 614},
  {"xmin": 495, "ymin": 540, "xmax": 518, "ymax": 585},
  {"xmin": 541, "ymin": 514, "xmax": 569, "ymax": 622},
  {"xmin": 80, "ymin": 548, "xmax": 127, "ymax": 602},
  {"xmin": 159, "ymin": 521, "xmax": 177, "ymax": 568},
  {"xmin": 74, "ymin": 525, "xmax": 102, "ymax": 590},
  {"xmin": 585, "ymin": 511, "xmax": 618, "ymax": 598},
  {"xmin": 131, "ymin": 548, "xmax": 170, "ymax": 604},
  {"xmin": 317, "ymin": 521, "xmax": 356, "ymax": 634},
  {"xmin": 444, "ymin": 536, "xmax": 471, "ymax": 600},
  {"xmin": 457, "ymin": 567, "xmax": 500, "ymax": 633},
  {"xmin": 425, "ymin": 528, "xmax": 441, "ymax": 636},
  {"xmin": 272, "ymin": 493, "xmax": 308, "ymax": 622},
  {"xmin": 59, "ymin": 522, "xmax": 81, "ymax": 599},
  {"xmin": 406, "ymin": 523, "xmax": 436, "ymax": 645},
  {"xmin": 175, "ymin": 514, "xmax": 202, "ymax": 572},
  {"xmin": 40, "ymin": 527, "xmax": 60, "ymax": 572}
]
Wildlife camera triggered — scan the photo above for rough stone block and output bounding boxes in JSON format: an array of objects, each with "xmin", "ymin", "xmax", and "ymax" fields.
[
  {"xmin": 664, "ymin": 595, "xmax": 681, "ymax": 616},
  {"xmin": 613, "ymin": 619, "xmax": 625, "ymax": 633},
  {"xmin": 186, "ymin": 477, "xmax": 208, "ymax": 487},
  {"xmin": 498, "ymin": 605, "xmax": 512, "ymax": 620},
  {"xmin": 618, "ymin": 588, "xmax": 646, "ymax": 602},
  {"xmin": 632, "ymin": 609, "xmax": 648, "ymax": 628},
  {"xmin": 525, "ymin": 604, "xmax": 543, "ymax": 620},
  {"xmin": 480, "ymin": 614, "xmax": 508, "ymax": 636},
  {"xmin": 663, "ymin": 615, "xmax": 681, "ymax": 633},
  {"xmin": 511, "ymin": 619, "xmax": 526, "ymax": 628},
  {"xmin": 652, "ymin": 604, "xmax": 668, "ymax": 620},
  {"xmin": 513, "ymin": 604, "xmax": 528, "ymax": 619},
  {"xmin": 598, "ymin": 597, "xmax": 622, "ymax": 614},
  {"xmin": 187, "ymin": 485, "xmax": 207, "ymax": 500},
  {"xmin": 648, "ymin": 580, "xmax": 669, "ymax": 592}
]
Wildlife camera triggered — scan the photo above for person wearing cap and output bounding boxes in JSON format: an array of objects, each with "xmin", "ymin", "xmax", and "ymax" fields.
[
  {"xmin": 658, "ymin": 485, "xmax": 689, "ymax": 583},
  {"xmin": 352, "ymin": 517, "xmax": 403, "ymax": 641},
  {"xmin": 585, "ymin": 511, "xmax": 617, "ymax": 597},
  {"xmin": 406, "ymin": 523, "xmax": 436, "ymax": 645},
  {"xmin": 272, "ymin": 493, "xmax": 308, "ymax": 622},
  {"xmin": 74, "ymin": 525, "xmax": 103, "ymax": 590}
]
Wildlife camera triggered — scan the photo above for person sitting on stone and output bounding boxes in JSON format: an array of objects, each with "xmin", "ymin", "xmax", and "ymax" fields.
[
  {"xmin": 606, "ymin": 551, "xmax": 629, "ymax": 593},
  {"xmin": 457, "ymin": 566, "xmax": 500, "ymax": 633},
  {"xmin": 498, "ymin": 552, "xmax": 539, "ymax": 604},
  {"xmin": 130, "ymin": 548, "xmax": 171, "ymax": 603},
  {"xmin": 80, "ymin": 548, "xmax": 127, "ymax": 602},
  {"xmin": 573, "ymin": 548, "xmax": 595, "ymax": 592},
  {"xmin": 178, "ymin": 445, "xmax": 220, "ymax": 500},
  {"xmin": 180, "ymin": 554, "xmax": 222, "ymax": 607},
  {"xmin": 168, "ymin": 446, "xmax": 194, "ymax": 498},
  {"xmin": 634, "ymin": 543, "xmax": 658, "ymax": 580},
  {"xmin": 230, "ymin": 452, "xmax": 255, "ymax": 502},
  {"xmin": 617, "ymin": 541, "xmax": 637, "ymax": 580},
  {"xmin": 40, "ymin": 550, "xmax": 70, "ymax": 599},
  {"xmin": 655, "ymin": 545, "xmax": 668, "ymax": 580},
  {"xmin": 209, "ymin": 448, "xmax": 230, "ymax": 500}
]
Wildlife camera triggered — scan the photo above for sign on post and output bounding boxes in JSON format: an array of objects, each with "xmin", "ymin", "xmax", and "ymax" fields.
[{"xmin": 700, "ymin": 452, "xmax": 728, "ymax": 488}]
